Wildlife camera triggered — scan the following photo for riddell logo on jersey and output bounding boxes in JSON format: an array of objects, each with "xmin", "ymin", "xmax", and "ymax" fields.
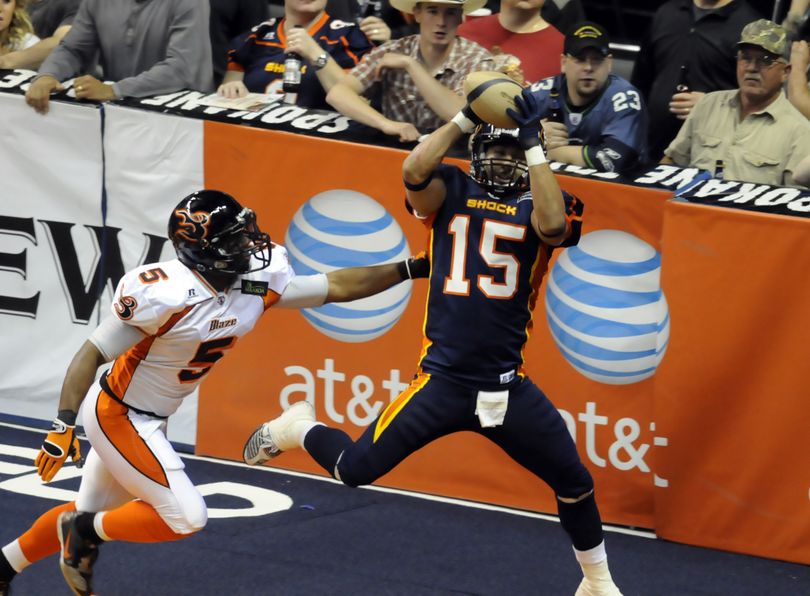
[
  {"xmin": 209, "ymin": 318, "xmax": 237, "ymax": 332},
  {"xmin": 466, "ymin": 199, "xmax": 517, "ymax": 216}
]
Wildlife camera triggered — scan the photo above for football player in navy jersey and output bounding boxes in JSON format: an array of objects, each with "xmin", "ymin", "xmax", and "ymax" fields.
[
  {"xmin": 218, "ymin": 0, "xmax": 373, "ymax": 110},
  {"xmin": 244, "ymin": 89, "xmax": 623, "ymax": 595},
  {"xmin": 526, "ymin": 21, "xmax": 648, "ymax": 174}
]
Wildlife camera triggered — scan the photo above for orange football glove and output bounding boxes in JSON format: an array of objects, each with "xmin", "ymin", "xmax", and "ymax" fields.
[{"xmin": 35, "ymin": 414, "xmax": 83, "ymax": 482}]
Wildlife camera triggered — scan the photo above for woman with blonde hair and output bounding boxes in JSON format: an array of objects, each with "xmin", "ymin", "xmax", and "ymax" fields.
[{"xmin": 0, "ymin": 0, "xmax": 39, "ymax": 53}]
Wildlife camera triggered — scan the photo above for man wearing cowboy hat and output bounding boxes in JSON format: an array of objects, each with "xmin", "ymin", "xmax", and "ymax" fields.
[
  {"xmin": 325, "ymin": 0, "xmax": 500, "ymax": 142},
  {"xmin": 662, "ymin": 19, "xmax": 810, "ymax": 188}
]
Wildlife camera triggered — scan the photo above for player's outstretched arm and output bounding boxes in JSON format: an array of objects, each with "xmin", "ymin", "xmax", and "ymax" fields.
[
  {"xmin": 507, "ymin": 89, "xmax": 567, "ymax": 245},
  {"xmin": 325, "ymin": 254, "xmax": 429, "ymax": 303},
  {"xmin": 277, "ymin": 255, "xmax": 429, "ymax": 309}
]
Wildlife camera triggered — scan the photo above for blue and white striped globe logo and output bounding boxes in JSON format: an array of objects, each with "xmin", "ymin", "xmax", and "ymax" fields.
[
  {"xmin": 284, "ymin": 190, "xmax": 412, "ymax": 343},
  {"xmin": 545, "ymin": 229, "xmax": 669, "ymax": 385}
]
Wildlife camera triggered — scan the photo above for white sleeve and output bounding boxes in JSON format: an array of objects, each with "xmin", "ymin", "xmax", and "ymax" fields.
[
  {"xmin": 88, "ymin": 315, "xmax": 147, "ymax": 361},
  {"xmin": 276, "ymin": 274, "xmax": 329, "ymax": 309}
]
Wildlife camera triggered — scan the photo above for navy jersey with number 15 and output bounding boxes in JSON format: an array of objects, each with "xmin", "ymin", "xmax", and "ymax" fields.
[{"xmin": 413, "ymin": 164, "xmax": 583, "ymax": 390}]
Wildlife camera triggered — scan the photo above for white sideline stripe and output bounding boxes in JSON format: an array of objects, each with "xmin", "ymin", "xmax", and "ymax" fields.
[
  {"xmin": 0, "ymin": 462, "xmax": 34, "ymax": 475},
  {"xmin": 0, "ymin": 421, "xmax": 656, "ymax": 540}
]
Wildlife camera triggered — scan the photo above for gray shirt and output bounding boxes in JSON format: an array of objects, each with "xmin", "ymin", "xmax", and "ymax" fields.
[
  {"xmin": 38, "ymin": 0, "xmax": 213, "ymax": 98},
  {"xmin": 28, "ymin": 0, "xmax": 81, "ymax": 38}
]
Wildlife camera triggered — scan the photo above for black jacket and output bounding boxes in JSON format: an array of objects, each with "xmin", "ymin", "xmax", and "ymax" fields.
[{"xmin": 631, "ymin": 0, "xmax": 762, "ymax": 160}]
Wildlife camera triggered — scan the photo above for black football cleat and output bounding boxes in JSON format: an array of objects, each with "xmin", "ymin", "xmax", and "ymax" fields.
[{"xmin": 57, "ymin": 511, "xmax": 100, "ymax": 596}]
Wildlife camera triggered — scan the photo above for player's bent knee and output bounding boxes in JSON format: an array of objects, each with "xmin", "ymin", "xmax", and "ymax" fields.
[
  {"xmin": 334, "ymin": 456, "xmax": 377, "ymax": 488},
  {"xmin": 555, "ymin": 462, "xmax": 594, "ymax": 501},
  {"xmin": 158, "ymin": 498, "xmax": 208, "ymax": 534}
]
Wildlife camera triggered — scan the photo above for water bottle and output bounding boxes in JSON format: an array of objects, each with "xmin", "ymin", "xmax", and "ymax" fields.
[
  {"xmin": 357, "ymin": 0, "xmax": 382, "ymax": 19},
  {"xmin": 675, "ymin": 65, "xmax": 689, "ymax": 93},
  {"xmin": 714, "ymin": 159, "xmax": 724, "ymax": 180},
  {"xmin": 283, "ymin": 26, "xmax": 303, "ymax": 104}
]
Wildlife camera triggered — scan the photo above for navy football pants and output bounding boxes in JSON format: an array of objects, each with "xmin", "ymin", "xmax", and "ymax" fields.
[{"xmin": 304, "ymin": 374, "xmax": 603, "ymax": 550}]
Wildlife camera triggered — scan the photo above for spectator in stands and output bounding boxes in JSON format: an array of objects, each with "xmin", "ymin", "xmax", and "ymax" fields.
[
  {"xmin": 631, "ymin": 0, "xmax": 763, "ymax": 161},
  {"xmin": 457, "ymin": 0, "xmax": 564, "ymax": 83},
  {"xmin": 218, "ymin": 0, "xmax": 372, "ymax": 110},
  {"xmin": 209, "ymin": 0, "xmax": 268, "ymax": 87},
  {"xmin": 326, "ymin": 0, "xmax": 405, "ymax": 42},
  {"xmin": 0, "ymin": 0, "xmax": 39, "ymax": 56},
  {"xmin": 479, "ymin": 0, "xmax": 584, "ymax": 34},
  {"xmin": 541, "ymin": 0, "xmax": 584, "ymax": 35},
  {"xmin": 526, "ymin": 21, "xmax": 648, "ymax": 173},
  {"xmin": 326, "ymin": 0, "xmax": 496, "ymax": 142},
  {"xmin": 788, "ymin": 40, "xmax": 810, "ymax": 118},
  {"xmin": 663, "ymin": 20, "xmax": 810, "ymax": 188},
  {"xmin": 2, "ymin": 0, "xmax": 81, "ymax": 71},
  {"xmin": 25, "ymin": 0, "xmax": 213, "ymax": 115},
  {"xmin": 783, "ymin": 0, "xmax": 809, "ymax": 41}
]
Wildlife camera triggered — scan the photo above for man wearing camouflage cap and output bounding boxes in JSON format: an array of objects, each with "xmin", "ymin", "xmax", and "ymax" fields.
[{"xmin": 662, "ymin": 19, "xmax": 810, "ymax": 188}]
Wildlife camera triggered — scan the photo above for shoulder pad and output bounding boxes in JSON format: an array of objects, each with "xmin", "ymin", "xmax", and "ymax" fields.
[
  {"xmin": 110, "ymin": 260, "xmax": 202, "ymax": 335},
  {"xmin": 243, "ymin": 244, "xmax": 295, "ymax": 296}
]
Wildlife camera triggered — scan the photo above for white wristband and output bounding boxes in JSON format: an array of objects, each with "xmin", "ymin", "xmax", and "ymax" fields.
[
  {"xmin": 451, "ymin": 111, "xmax": 476, "ymax": 134},
  {"xmin": 525, "ymin": 145, "xmax": 547, "ymax": 167}
]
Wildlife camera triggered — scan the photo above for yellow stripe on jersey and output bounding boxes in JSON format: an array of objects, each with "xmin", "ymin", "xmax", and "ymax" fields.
[
  {"xmin": 416, "ymin": 226, "xmax": 435, "ymax": 368},
  {"xmin": 517, "ymin": 245, "xmax": 549, "ymax": 377},
  {"xmin": 373, "ymin": 373, "xmax": 431, "ymax": 443}
]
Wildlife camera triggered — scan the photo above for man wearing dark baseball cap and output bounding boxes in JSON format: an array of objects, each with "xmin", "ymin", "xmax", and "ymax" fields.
[
  {"xmin": 564, "ymin": 21, "xmax": 610, "ymax": 58},
  {"xmin": 524, "ymin": 20, "xmax": 649, "ymax": 174}
]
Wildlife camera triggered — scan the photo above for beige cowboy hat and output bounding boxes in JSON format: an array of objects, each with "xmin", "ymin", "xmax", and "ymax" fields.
[{"xmin": 390, "ymin": 0, "xmax": 487, "ymax": 15}]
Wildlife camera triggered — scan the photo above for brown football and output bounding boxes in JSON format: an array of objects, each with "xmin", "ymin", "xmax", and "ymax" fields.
[{"xmin": 462, "ymin": 71, "xmax": 524, "ymax": 129}]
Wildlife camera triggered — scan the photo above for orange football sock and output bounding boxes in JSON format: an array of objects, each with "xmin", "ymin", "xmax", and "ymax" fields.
[
  {"xmin": 17, "ymin": 501, "xmax": 76, "ymax": 563},
  {"xmin": 100, "ymin": 501, "xmax": 190, "ymax": 543}
]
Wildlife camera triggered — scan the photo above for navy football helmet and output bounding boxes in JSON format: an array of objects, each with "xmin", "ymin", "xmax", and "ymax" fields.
[
  {"xmin": 469, "ymin": 125, "xmax": 529, "ymax": 196},
  {"xmin": 168, "ymin": 190, "xmax": 271, "ymax": 274}
]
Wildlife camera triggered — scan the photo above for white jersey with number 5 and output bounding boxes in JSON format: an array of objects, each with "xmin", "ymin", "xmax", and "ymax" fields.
[{"xmin": 103, "ymin": 245, "xmax": 294, "ymax": 418}]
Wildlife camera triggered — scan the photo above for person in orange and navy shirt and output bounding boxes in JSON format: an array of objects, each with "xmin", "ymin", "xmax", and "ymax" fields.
[{"xmin": 218, "ymin": 0, "xmax": 373, "ymax": 110}]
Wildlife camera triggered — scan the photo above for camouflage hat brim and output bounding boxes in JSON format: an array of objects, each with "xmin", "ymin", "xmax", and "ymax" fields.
[{"xmin": 737, "ymin": 19, "xmax": 787, "ymax": 56}]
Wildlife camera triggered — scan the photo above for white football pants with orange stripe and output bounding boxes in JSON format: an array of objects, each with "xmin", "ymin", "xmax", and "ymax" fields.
[{"xmin": 79, "ymin": 380, "xmax": 207, "ymax": 535}]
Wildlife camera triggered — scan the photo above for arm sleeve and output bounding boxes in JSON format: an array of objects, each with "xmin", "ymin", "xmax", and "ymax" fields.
[
  {"xmin": 88, "ymin": 315, "xmax": 147, "ymax": 361},
  {"xmin": 338, "ymin": 24, "xmax": 374, "ymax": 68},
  {"xmin": 114, "ymin": 0, "xmax": 214, "ymax": 98},
  {"xmin": 350, "ymin": 43, "xmax": 388, "ymax": 92},
  {"xmin": 276, "ymin": 273, "xmax": 329, "ymax": 309},
  {"xmin": 37, "ymin": 0, "xmax": 99, "ymax": 80},
  {"xmin": 582, "ymin": 84, "xmax": 648, "ymax": 173},
  {"xmin": 558, "ymin": 192, "xmax": 584, "ymax": 248}
]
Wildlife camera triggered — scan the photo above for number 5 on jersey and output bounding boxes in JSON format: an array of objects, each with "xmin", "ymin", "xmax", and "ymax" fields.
[{"xmin": 179, "ymin": 337, "xmax": 237, "ymax": 382}]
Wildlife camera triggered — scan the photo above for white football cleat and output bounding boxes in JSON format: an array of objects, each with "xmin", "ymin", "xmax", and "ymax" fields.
[
  {"xmin": 575, "ymin": 560, "xmax": 622, "ymax": 596},
  {"xmin": 242, "ymin": 401, "xmax": 315, "ymax": 465}
]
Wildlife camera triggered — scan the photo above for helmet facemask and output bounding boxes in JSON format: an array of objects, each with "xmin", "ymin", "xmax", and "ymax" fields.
[
  {"xmin": 469, "ymin": 126, "xmax": 530, "ymax": 196},
  {"xmin": 205, "ymin": 208, "xmax": 272, "ymax": 274}
]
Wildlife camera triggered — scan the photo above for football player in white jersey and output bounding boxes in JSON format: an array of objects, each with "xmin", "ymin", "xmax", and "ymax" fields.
[{"xmin": 0, "ymin": 189, "xmax": 428, "ymax": 596}]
